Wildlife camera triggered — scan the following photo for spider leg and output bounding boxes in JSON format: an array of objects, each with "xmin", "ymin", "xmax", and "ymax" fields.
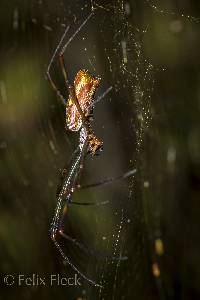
[
  {"xmin": 51, "ymin": 193, "xmax": 124, "ymax": 289},
  {"xmin": 47, "ymin": 11, "xmax": 95, "ymax": 113},
  {"xmin": 52, "ymin": 199, "xmax": 96, "ymax": 258},
  {"xmin": 57, "ymin": 202, "xmax": 127, "ymax": 262},
  {"xmin": 51, "ymin": 193, "xmax": 102, "ymax": 287},
  {"xmin": 60, "ymin": 229, "xmax": 127, "ymax": 262},
  {"xmin": 53, "ymin": 153, "xmax": 128, "ymax": 268},
  {"xmin": 77, "ymin": 168, "xmax": 137, "ymax": 190},
  {"xmin": 46, "ymin": 68, "xmax": 67, "ymax": 106},
  {"xmin": 46, "ymin": 26, "xmax": 70, "ymax": 106},
  {"xmin": 60, "ymin": 169, "xmax": 136, "ymax": 206},
  {"xmin": 59, "ymin": 12, "xmax": 94, "ymax": 57},
  {"xmin": 57, "ymin": 10, "xmax": 111, "ymax": 115},
  {"xmin": 58, "ymin": 12, "xmax": 95, "ymax": 132},
  {"xmin": 88, "ymin": 86, "xmax": 113, "ymax": 109},
  {"xmin": 52, "ymin": 238, "xmax": 101, "ymax": 287},
  {"xmin": 71, "ymin": 200, "xmax": 109, "ymax": 206}
]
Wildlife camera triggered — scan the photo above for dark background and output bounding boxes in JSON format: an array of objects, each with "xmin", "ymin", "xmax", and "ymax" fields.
[{"xmin": 0, "ymin": 0, "xmax": 200, "ymax": 299}]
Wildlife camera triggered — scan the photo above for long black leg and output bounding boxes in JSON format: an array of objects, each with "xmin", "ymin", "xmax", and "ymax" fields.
[
  {"xmin": 61, "ymin": 169, "xmax": 137, "ymax": 206},
  {"xmin": 58, "ymin": 12, "xmax": 95, "ymax": 133},
  {"xmin": 69, "ymin": 167, "xmax": 135, "ymax": 262},
  {"xmin": 52, "ymin": 237, "xmax": 101, "ymax": 286},
  {"xmin": 46, "ymin": 26, "xmax": 70, "ymax": 105},
  {"xmin": 46, "ymin": 12, "xmax": 95, "ymax": 107},
  {"xmin": 57, "ymin": 201, "xmax": 127, "ymax": 261},
  {"xmin": 88, "ymin": 86, "xmax": 113, "ymax": 109},
  {"xmin": 51, "ymin": 196, "xmax": 125, "ymax": 286},
  {"xmin": 71, "ymin": 200, "xmax": 109, "ymax": 206},
  {"xmin": 52, "ymin": 179, "xmax": 129, "ymax": 283},
  {"xmin": 53, "ymin": 199, "xmax": 92, "ymax": 255},
  {"xmin": 59, "ymin": 12, "xmax": 94, "ymax": 57},
  {"xmin": 60, "ymin": 229, "xmax": 127, "ymax": 262},
  {"xmin": 76, "ymin": 168, "xmax": 137, "ymax": 190}
]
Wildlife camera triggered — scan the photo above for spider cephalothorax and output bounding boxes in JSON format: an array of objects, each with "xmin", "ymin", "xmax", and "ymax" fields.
[{"xmin": 87, "ymin": 131, "xmax": 103, "ymax": 156}]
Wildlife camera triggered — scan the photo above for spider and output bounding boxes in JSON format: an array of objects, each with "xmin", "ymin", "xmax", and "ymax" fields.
[{"xmin": 46, "ymin": 10, "xmax": 136, "ymax": 287}]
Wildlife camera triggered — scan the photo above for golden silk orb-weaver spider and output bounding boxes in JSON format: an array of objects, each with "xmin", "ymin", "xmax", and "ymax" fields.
[{"xmin": 46, "ymin": 10, "xmax": 137, "ymax": 287}]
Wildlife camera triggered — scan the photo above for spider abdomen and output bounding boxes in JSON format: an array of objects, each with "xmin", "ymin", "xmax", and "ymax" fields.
[{"xmin": 66, "ymin": 69, "xmax": 100, "ymax": 131}]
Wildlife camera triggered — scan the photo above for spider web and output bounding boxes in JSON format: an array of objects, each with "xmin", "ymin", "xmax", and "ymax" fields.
[{"xmin": 0, "ymin": 0, "xmax": 199, "ymax": 300}]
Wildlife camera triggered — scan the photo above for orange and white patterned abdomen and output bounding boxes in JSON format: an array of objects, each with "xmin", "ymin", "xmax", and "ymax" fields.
[{"xmin": 66, "ymin": 69, "xmax": 100, "ymax": 131}]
